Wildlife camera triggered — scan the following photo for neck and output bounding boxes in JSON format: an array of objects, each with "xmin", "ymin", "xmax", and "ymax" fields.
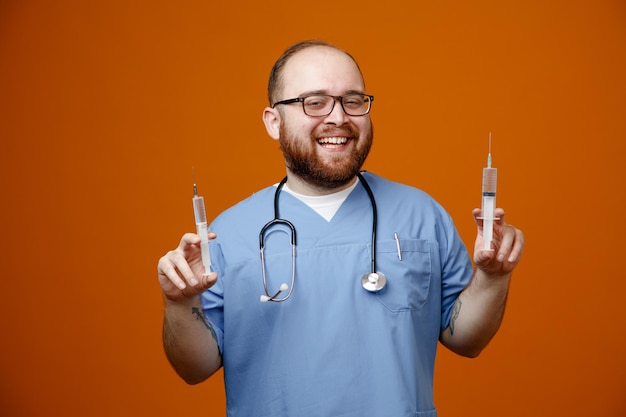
[{"xmin": 284, "ymin": 169, "xmax": 358, "ymax": 196}]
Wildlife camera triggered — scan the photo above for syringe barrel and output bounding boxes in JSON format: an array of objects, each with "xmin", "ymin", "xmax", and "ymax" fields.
[
  {"xmin": 192, "ymin": 196, "xmax": 207, "ymax": 224},
  {"xmin": 192, "ymin": 189, "xmax": 212, "ymax": 273},
  {"xmin": 481, "ymin": 167, "xmax": 497, "ymax": 251},
  {"xmin": 482, "ymin": 167, "xmax": 497, "ymax": 195},
  {"xmin": 198, "ymin": 227, "xmax": 212, "ymax": 270}
]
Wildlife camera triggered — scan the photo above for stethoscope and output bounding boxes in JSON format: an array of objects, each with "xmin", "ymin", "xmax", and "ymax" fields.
[{"xmin": 259, "ymin": 172, "xmax": 387, "ymax": 302}]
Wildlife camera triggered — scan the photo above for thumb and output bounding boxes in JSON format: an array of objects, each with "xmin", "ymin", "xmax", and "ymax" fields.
[
  {"xmin": 198, "ymin": 271, "xmax": 218, "ymax": 291},
  {"xmin": 474, "ymin": 246, "xmax": 495, "ymax": 269},
  {"xmin": 178, "ymin": 271, "xmax": 218, "ymax": 299}
]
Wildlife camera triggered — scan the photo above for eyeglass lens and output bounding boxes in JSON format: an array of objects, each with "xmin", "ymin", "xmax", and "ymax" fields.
[{"xmin": 303, "ymin": 95, "xmax": 371, "ymax": 116}]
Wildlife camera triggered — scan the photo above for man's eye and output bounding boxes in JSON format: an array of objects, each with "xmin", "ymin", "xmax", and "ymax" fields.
[
  {"xmin": 305, "ymin": 97, "xmax": 327, "ymax": 107},
  {"xmin": 344, "ymin": 96, "xmax": 364, "ymax": 106}
]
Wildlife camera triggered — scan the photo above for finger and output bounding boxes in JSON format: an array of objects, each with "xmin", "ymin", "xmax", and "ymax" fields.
[
  {"xmin": 495, "ymin": 223, "xmax": 525, "ymax": 265},
  {"xmin": 474, "ymin": 245, "xmax": 496, "ymax": 266},
  {"xmin": 177, "ymin": 271, "xmax": 218, "ymax": 298},
  {"xmin": 493, "ymin": 208, "xmax": 506, "ymax": 226},
  {"xmin": 179, "ymin": 231, "xmax": 217, "ymax": 245},
  {"xmin": 505, "ymin": 227, "xmax": 525, "ymax": 263},
  {"xmin": 169, "ymin": 250, "xmax": 200, "ymax": 287},
  {"xmin": 472, "ymin": 208, "xmax": 484, "ymax": 229},
  {"xmin": 179, "ymin": 232, "xmax": 201, "ymax": 250},
  {"xmin": 158, "ymin": 249, "xmax": 199, "ymax": 289},
  {"xmin": 157, "ymin": 255, "xmax": 189, "ymax": 290},
  {"xmin": 495, "ymin": 224, "xmax": 515, "ymax": 262},
  {"xmin": 199, "ymin": 271, "xmax": 218, "ymax": 290}
]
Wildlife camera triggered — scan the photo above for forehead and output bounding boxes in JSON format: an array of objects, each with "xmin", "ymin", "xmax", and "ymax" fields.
[{"xmin": 280, "ymin": 46, "xmax": 365, "ymax": 97}]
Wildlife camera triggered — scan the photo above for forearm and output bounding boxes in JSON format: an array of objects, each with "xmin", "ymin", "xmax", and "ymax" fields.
[
  {"xmin": 162, "ymin": 296, "xmax": 222, "ymax": 384},
  {"xmin": 440, "ymin": 269, "xmax": 511, "ymax": 358}
]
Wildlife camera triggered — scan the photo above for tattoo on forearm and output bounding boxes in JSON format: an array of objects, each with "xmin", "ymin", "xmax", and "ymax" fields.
[
  {"xmin": 191, "ymin": 306, "xmax": 220, "ymax": 347},
  {"xmin": 449, "ymin": 300, "xmax": 462, "ymax": 336}
]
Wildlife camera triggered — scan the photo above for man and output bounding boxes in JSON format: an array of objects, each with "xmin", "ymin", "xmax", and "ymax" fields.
[{"xmin": 158, "ymin": 40, "xmax": 524, "ymax": 417}]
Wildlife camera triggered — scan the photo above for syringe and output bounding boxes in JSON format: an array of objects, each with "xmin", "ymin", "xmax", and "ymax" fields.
[
  {"xmin": 192, "ymin": 183, "xmax": 212, "ymax": 276},
  {"xmin": 481, "ymin": 133, "xmax": 498, "ymax": 251}
]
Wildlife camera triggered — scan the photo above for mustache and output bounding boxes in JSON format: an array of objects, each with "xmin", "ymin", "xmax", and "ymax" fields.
[{"xmin": 314, "ymin": 126, "xmax": 358, "ymax": 138}]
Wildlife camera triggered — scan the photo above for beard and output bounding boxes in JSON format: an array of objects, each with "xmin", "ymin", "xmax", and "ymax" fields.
[{"xmin": 278, "ymin": 121, "xmax": 373, "ymax": 190}]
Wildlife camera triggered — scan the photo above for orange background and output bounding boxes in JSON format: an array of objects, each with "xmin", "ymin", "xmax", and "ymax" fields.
[{"xmin": 1, "ymin": 1, "xmax": 625, "ymax": 416}]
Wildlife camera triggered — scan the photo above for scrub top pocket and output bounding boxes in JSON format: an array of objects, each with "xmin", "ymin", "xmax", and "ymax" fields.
[{"xmin": 374, "ymin": 238, "xmax": 432, "ymax": 312}]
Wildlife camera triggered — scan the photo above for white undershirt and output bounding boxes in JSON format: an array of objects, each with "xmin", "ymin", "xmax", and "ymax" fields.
[{"xmin": 279, "ymin": 179, "xmax": 359, "ymax": 222}]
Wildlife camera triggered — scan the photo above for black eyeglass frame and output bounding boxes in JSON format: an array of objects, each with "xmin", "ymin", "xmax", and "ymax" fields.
[{"xmin": 272, "ymin": 94, "xmax": 375, "ymax": 117}]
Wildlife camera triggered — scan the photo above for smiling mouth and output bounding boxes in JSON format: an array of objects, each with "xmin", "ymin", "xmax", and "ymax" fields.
[{"xmin": 318, "ymin": 137, "xmax": 350, "ymax": 148}]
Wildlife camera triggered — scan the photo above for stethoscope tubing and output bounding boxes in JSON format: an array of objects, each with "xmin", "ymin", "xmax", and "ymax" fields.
[
  {"xmin": 259, "ymin": 171, "xmax": 382, "ymax": 302},
  {"xmin": 356, "ymin": 171, "xmax": 378, "ymax": 275}
]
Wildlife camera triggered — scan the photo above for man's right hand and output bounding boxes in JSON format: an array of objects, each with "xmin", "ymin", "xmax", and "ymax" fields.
[{"xmin": 157, "ymin": 232, "xmax": 218, "ymax": 302}]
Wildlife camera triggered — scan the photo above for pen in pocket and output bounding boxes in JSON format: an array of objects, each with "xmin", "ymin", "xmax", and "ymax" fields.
[{"xmin": 394, "ymin": 232, "xmax": 402, "ymax": 261}]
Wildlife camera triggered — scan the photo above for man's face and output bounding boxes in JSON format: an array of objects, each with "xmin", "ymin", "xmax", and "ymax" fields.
[{"xmin": 276, "ymin": 46, "xmax": 373, "ymax": 190}]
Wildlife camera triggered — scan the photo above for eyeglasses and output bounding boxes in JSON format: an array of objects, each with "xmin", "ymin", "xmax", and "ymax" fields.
[{"xmin": 272, "ymin": 94, "xmax": 374, "ymax": 117}]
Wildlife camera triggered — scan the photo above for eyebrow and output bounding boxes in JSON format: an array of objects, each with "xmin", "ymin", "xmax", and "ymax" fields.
[{"xmin": 297, "ymin": 89, "xmax": 366, "ymax": 97}]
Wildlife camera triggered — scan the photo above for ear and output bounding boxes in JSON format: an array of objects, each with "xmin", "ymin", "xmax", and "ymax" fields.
[{"xmin": 262, "ymin": 107, "xmax": 281, "ymax": 140}]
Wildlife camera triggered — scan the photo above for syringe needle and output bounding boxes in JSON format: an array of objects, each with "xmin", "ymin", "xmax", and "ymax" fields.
[
  {"xmin": 192, "ymin": 166, "xmax": 199, "ymax": 196},
  {"xmin": 487, "ymin": 132, "xmax": 492, "ymax": 168}
]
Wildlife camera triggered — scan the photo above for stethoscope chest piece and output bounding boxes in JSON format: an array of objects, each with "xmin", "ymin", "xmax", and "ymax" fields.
[{"xmin": 361, "ymin": 271, "xmax": 387, "ymax": 292}]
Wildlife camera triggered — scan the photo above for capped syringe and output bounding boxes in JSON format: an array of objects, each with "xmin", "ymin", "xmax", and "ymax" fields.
[
  {"xmin": 481, "ymin": 133, "xmax": 499, "ymax": 251},
  {"xmin": 192, "ymin": 183, "xmax": 212, "ymax": 276}
]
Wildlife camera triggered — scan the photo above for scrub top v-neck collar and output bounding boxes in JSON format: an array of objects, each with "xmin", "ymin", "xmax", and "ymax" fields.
[{"xmin": 281, "ymin": 179, "xmax": 359, "ymax": 222}]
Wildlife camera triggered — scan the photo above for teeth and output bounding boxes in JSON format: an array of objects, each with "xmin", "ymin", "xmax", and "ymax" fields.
[{"xmin": 318, "ymin": 137, "xmax": 348, "ymax": 145}]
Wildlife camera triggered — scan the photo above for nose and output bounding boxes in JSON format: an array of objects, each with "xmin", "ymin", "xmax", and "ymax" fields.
[{"xmin": 323, "ymin": 97, "xmax": 350, "ymax": 125}]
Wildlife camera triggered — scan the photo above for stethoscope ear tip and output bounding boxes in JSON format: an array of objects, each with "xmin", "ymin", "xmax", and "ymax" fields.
[{"xmin": 260, "ymin": 283, "xmax": 290, "ymax": 303}]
